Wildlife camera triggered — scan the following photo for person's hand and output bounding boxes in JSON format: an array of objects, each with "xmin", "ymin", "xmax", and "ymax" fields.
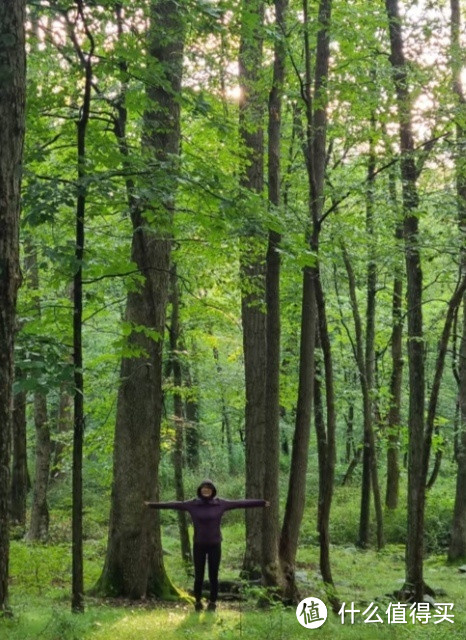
[
  {"xmin": 143, "ymin": 501, "xmax": 151, "ymax": 506},
  {"xmin": 265, "ymin": 501, "xmax": 270, "ymax": 507}
]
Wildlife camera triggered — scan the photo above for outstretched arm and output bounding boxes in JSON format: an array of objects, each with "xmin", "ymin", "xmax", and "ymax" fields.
[
  {"xmin": 221, "ymin": 499, "xmax": 269, "ymax": 511},
  {"xmin": 144, "ymin": 501, "xmax": 188, "ymax": 511}
]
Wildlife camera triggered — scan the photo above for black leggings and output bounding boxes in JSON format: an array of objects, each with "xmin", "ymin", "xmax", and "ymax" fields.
[{"xmin": 193, "ymin": 542, "xmax": 222, "ymax": 602}]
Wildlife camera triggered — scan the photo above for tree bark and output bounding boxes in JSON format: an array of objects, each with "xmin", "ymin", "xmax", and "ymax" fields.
[
  {"xmin": 262, "ymin": 0, "xmax": 288, "ymax": 596},
  {"xmin": 169, "ymin": 265, "xmax": 191, "ymax": 564},
  {"xmin": 364, "ymin": 119, "xmax": 384, "ymax": 551},
  {"xmin": 313, "ymin": 334, "xmax": 325, "ymax": 532},
  {"xmin": 383, "ymin": 139, "xmax": 404, "ymax": 510},
  {"xmin": 385, "ymin": 0, "xmax": 425, "ymax": 600},
  {"xmin": 0, "ymin": 0, "xmax": 26, "ymax": 611},
  {"xmin": 295, "ymin": 0, "xmax": 336, "ymax": 604},
  {"xmin": 97, "ymin": 0, "xmax": 185, "ymax": 599},
  {"xmin": 238, "ymin": 0, "xmax": 267, "ymax": 579},
  {"xmin": 26, "ymin": 393, "xmax": 50, "ymax": 541},
  {"xmin": 450, "ymin": 300, "xmax": 466, "ymax": 559},
  {"xmin": 279, "ymin": 267, "xmax": 315, "ymax": 600},
  {"xmin": 314, "ymin": 275, "xmax": 337, "ymax": 604},
  {"xmin": 10, "ymin": 388, "xmax": 28, "ymax": 526},
  {"xmin": 69, "ymin": 0, "xmax": 94, "ymax": 612},
  {"xmin": 386, "ymin": 223, "xmax": 404, "ymax": 509},
  {"xmin": 24, "ymin": 245, "xmax": 51, "ymax": 542},
  {"xmin": 449, "ymin": 0, "xmax": 466, "ymax": 562}
]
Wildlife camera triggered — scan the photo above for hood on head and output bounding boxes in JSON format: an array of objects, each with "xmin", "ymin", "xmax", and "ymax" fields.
[{"xmin": 197, "ymin": 479, "xmax": 217, "ymax": 499}]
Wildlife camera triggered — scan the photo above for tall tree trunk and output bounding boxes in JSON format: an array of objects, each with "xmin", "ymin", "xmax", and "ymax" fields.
[
  {"xmin": 10, "ymin": 387, "xmax": 28, "ymax": 526},
  {"xmin": 385, "ymin": 0, "xmax": 425, "ymax": 600},
  {"xmin": 383, "ymin": 136, "xmax": 404, "ymax": 509},
  {"xmin": 448, "ymin": 0, "xmax": 466, "ymax": 561},
  {"xmin": 364, "ymin": 118, "xmax": 384, "ymax": 550},
  {"xmin": 450, "ymin": 303, "xmax": 466, "ymax": 559},
  {"xmin": 279, "ymin": 267, "xmax": 315, "ymax": 600},
  {"xmin": 262, "ymin": 0, "xmax": 288, "ymax": 596},
  {"xmin": 386, "ymin": 221, "xmax": 404, "ymax": 509},
  {"xmin": 238, "ymin": 0, "xmax": 267, "ymax": 579},
  {"xmin": 0, "ymin": 0, "xmax": 26, "ymax": 610},
  {"xmin": 26, "ymin": 393, "xmax": 50, "ymax": 541},
  {"xmin": 313, "ymin": 335, "xmax": 325, "ymax": 532},
  {"xmin": 70, "ymin": 0, "xmax": 94, "ymax": 612},
  {"xmin": 385, "ymin": 0, "xmax": 466, "ymax": 594},
  {"xmin": 169, "ymin": 265, "xmax": 191, "ymax": 564},
  {"xmin": 24, "ymin": 245, "xmax": 51, "ymax": 542},
  {"xmin": 312, "ymin": 0, "xmax": 336, "ymax": 589},
  {"xmin": 314, "ymin": 276, "xmax": 337, "ymax": 605},
  {"xmin": 293, "ymin": 0, "xmax": 337, "ymax": 606},
  {"xmin": 97, "ymin": 0, "xmax": 185, "ymax": 599}
]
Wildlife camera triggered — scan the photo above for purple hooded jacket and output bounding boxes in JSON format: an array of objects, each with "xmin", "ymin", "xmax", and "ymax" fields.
[{"xmin": 146, "ymin": 480, "xmax": 266, "ymax": 545}]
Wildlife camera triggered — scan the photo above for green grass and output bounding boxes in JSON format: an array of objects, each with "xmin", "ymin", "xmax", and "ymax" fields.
[
  {"xmin": 1, "ymin": 463, "xmax": 465, "ymax": 638},
  {"xmin": 2, "ymin": 586, "xmax": 464, "ymax": 640}
]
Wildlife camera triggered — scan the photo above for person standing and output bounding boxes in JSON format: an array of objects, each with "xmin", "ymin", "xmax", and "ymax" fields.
[{"xmin": 145, "ymin": 479, "xmax": 269, "ymax": 611}]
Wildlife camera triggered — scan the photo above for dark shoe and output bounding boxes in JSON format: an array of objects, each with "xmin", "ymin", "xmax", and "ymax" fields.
[
  {"xmin": 194, "ymin": 600, "xmax": 203, "ymax": 611},
  {"xmin": 207, "ymin": 601, "xmax": 217, "ymax": 612}
]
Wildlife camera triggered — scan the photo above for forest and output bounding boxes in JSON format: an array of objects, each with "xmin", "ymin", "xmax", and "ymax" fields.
[{"xmin": 0, "ymin": 0, "xmax": 466, "ymax": 638}]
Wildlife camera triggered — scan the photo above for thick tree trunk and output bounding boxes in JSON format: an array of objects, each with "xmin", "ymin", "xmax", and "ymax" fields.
[
  {"xmin": 294, "ymin": 0, "xmax": 336, "ymax": 604},
  {"xmin": 385, "ymin": 0, "xmax": 425, "ymax": 600},
  {"xmin": 10, "ymin": 388, "xmax": 28, "ymax": 526},
  {"xmin": 0, "ymin": 0, "xmax": 26, "ymax": 610},
  {"xmin": 449, "ymin": 0, "xmax": 466, "ymax": 562},
  {"xmin": 386, "ymin": 225, "xmax": 403, "ymax": 509},
  {"xmin": 279, "ymin": 267, "xmax": 315, "ymax": 600},
  {"xmin": 238, "ymin": 0, "xmax": 267, "ymax": 579},
  {"xmin": 169, "ymin": 265, "xmax": 191, "ymax": 564},
  {"xmin": 262, "ymin": 0, "xmax": 288, "ymax": 596},
  {"xmin": 97, "ymin": 0, "xmax": 185, "ymax": 599},
  {"xmin": 450, "ymin": 301, "xmax": 466, "ymax": 559}
]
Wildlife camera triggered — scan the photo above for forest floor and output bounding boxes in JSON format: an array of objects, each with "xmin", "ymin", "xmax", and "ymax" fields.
[
  {"xmin": 1, "ymin": 474, "xmax": 465, "ymax": 639},
  {"xmin": 2, "ymin": 544, "xmax": 465, "ymax": 639}
]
